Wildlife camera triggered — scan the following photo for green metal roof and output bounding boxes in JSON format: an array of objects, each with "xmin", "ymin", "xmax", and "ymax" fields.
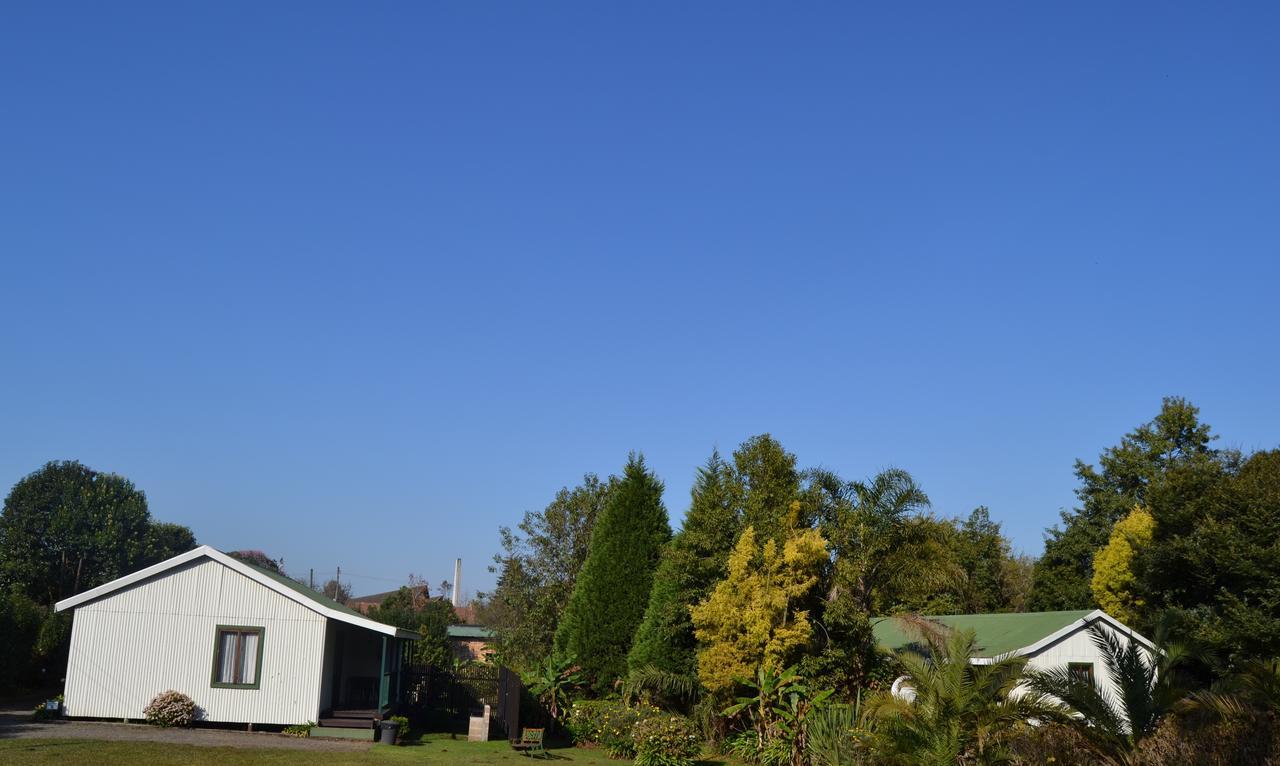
[
  {"xmin": 872, "ymin": 611, "xmax": 1092, "ymax": 659},
  {"xmin": 238, "ymin": 558, "xmax": 396, "ymax": 625},
  {"xmin": 447, "ymin": 624, "xmax": 495, "ymax": 640}
]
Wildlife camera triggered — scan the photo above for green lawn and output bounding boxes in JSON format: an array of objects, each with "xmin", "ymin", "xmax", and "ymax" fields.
[{"xmin": 0, "ymin": 735, "xmax": 628, "ymax": 766}]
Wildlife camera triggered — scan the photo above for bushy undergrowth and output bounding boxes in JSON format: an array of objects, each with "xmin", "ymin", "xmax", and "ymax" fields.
[
  {"xmin": 1133, "ymin": 712, "xmax": 1280, "ymax": 766},
  {"xmin": 633, "ymin": 714, "xmax": 701, "ymax": 766},
  {"xmin": 727, "ymin": 731, "xmax": 792, "ymax": 766},
  {"xmin": 567, "ymin": 700, "xmax": 698, "ymax": 763},
  {"xmin": 282, "ymin": 721, "xmax": 314, "ymax": 738},
  {"xmin": 143, "ymin": 690, "xmax": 198, "ymax": 727}
]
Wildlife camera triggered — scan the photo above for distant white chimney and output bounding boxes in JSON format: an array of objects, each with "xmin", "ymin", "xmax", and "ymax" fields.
[{"xmin": 452, "ymin": 558, "xmax": 462, "ymax": 607}]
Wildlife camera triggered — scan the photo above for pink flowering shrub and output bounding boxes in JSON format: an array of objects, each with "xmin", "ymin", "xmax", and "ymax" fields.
[{"xmin": 143, "ymin": 690, "xmax": 198, "ymax": 727}]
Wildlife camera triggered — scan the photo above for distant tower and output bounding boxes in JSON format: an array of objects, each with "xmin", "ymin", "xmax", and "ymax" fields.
[{"xmin": 452, "ymin": 558, "xmax": 462, "ymax": 607}]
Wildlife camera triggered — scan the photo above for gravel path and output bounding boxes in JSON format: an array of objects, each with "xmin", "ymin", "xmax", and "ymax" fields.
[{"xmin": 0, "ymin": 703, "xmax": 372, "ymax": 751}]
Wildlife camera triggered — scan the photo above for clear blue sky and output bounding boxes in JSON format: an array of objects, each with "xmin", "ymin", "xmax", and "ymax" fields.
[{"xmin": 2, "ymin": 2, "xmax": 1277, "ymax": 598}]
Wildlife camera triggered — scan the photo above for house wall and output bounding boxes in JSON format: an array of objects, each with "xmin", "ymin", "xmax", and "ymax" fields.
[
  {"xmin": 450, "ymin": 639, "xmax": 494, "ymax": 663},
  {"xmin": 63, "ymin": 557, "xmax": 326, "ymax": 725},
  {"xmin": 1023, "ymin": 616, "xmax": 1157, "ymax": 707},
  {"xmin": 318, "ymin": 620, "xmax": 338, "ymax": 713}
]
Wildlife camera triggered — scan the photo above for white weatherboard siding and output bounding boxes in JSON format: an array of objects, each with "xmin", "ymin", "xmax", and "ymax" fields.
[
  {"xmin": 63, "ymin": 557, "xmax": 326, "ymax": 725},
  {"xmin": 1022, "ymin": 617, "xmax": 1157, "ymax": 707}
]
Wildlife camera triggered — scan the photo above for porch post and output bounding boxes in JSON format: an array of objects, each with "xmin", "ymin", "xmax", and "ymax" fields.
[{"xmin": 379, "ymin": 635, "xmax": 389, "ymax": 712}]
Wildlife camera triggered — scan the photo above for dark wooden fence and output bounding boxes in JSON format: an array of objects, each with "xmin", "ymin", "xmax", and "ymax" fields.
[{"xmin": 406, "ymin": 664, "xmax": 535, "ymax": 740}]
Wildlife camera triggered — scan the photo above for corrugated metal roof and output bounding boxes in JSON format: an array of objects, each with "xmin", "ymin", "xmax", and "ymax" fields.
[
  {"xmin": 447, "ymin": 624, "xmax": 495, "ymax": 640},
  {"xmin": 238, "ymin": 560, "xmax": 377, "ymax": 621},
  {"xmin": 873, "ymin": 610, "xmax": 1093, "ymax": 658}
]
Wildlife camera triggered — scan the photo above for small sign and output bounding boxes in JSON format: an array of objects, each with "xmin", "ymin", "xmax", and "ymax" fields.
[{"xmin": 45, "ymin": 700, "xmax": 60, "ymax": 711}]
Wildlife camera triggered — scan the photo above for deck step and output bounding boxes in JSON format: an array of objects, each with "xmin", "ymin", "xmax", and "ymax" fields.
[{"xmin": 319, "ymin": 717, "xmax": 374, "ymax": 728}]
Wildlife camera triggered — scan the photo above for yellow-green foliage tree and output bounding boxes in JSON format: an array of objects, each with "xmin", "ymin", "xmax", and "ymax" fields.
[
  {"xmin": 690, "ymin": 514, "xmax": 827, "ymax": 694},
  {"xmin": 1090, "ymin": 505, "xmax": 1154, "ymax": 624}
]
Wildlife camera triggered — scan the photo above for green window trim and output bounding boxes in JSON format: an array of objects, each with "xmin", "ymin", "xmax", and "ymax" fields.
[{"xmin": 210, "ymin": 625, "xmax": 266, "ymax": 690}]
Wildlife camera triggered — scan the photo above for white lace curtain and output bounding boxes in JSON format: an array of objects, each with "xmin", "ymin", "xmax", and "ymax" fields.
[{"xmin": 217, "ymin": 629, "xmax": 260, "ymax": 684}]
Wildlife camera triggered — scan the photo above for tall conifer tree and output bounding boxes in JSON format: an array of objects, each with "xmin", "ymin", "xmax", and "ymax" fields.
[
  {"xmin": 555, "ymin": 454, "xmax": 670, "ymax": 691},
  {"xmin": 628, "ymin": 451, "xmax": 738, "ymax": 675}
]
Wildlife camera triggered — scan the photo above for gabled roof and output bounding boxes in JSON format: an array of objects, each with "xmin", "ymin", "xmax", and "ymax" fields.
[
  {"xmin": 55, "ymin": 545, "xmax": 420, "ymax": 640},
  {"xmin": 872, "ymin": 609, "xmax": 1154, "ymax": 661}
]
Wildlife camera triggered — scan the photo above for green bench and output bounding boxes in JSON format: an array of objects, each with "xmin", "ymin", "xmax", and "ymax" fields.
[{"xmin": 513, "ymin": 727, "xmax": 546, "ymax": 758}]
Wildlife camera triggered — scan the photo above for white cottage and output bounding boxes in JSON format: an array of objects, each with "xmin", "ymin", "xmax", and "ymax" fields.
[
  {"xmin": 55, "ymin": 545, "xmax": 420, "ymax": 734},
  {"xmin": 873, "ymin": 609, "xmax": 1157, "ymax": 703}
]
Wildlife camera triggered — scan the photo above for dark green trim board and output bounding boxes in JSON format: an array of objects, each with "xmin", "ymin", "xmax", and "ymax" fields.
[
  {"xmin": 378, "ymin": 635, "xmax": 390, "ymax": 712},
  {"xmin": 210, "ymin": 624, "xmax": 266, "ymax": 690}
]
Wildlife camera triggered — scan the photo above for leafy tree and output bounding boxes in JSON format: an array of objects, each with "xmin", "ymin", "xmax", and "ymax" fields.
[
  {"xmin": 0, "ymin": 461, "xmax": 150, "ymax": 603},
  {"xmin": 0, "ymin": 461, "xmax": 196, "ymax": 687},
  {"xmin": 803, "ymin": 468, "xmax": 934, "ymax": 696},
  {"xmin": 477, "ymin": 473, "xmax": 614, "ymax": 671},
  {"xmin": 322, "ymin": 579, "xmax": 352, "ymax": 604},
  {"xmin": 367, "ymin": 584, "xmax": 456, "ymax": 667},
  {"xmin": 999, "ymin": 554, "xmax": 1036, "ymax": 613},
  {"xmin": 1030, "ymin": 398, "xmax": 1218, "ymax": 611},
  {"xmin": 555, "ymin": 454, "xmax": 670, "ymax": 691},
  {"xmin": 228, "ymin": 550, "xmax": 284, "ymax": 573},
  {"xmin": 731, "ymin": 435, "xmax": 803, "ymax": 545},
  {"xmin": 1091, "ymin": 506, "xmax": 1154, "ymax": 624},
  {"xmin": 0, "ymin": 591, "xmax": 45, "ymax": 692},
  {"xmin": 691, "ymin": 522, "xmax": 827, "ymax": 694},
  {"xmin": 1024, "ymin": 623, "xmax": 1193, "ymax": 762},
  {"xmin": 1184, "ymin": 657, "xmax": 1280, "ymax": 719},
  {"xmin": 866, "ymin": 626, "xmax": 1066, "ymax": 766},
  {"xmin": 142, "ymin": 523, "xmax": 197, "ymax": 566},
  {"xmin": 952, "ymin": 507, "xmax": 1024, "ymax": 614},
  {"xmin": 628, "ymin": 450, "xmax": 738, "ymax": 677},
  {"xmin": 1141, "ymin": 448, "xmax": 1280, "ymax": 662}
]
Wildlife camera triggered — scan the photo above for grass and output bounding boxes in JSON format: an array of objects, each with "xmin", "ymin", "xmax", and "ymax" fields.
[{"xmin": 0, "ymin": 734, "xmax": 638, "ymax": 766}]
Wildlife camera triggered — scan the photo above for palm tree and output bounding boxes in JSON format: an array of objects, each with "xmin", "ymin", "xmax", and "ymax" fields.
[
  {"xmin": 1181, "ymin": 657, "xmax": 1280, "ymax": 719},
  {"xmin": 815, "ymin": 467, "xmax": 943, "ymax": 614},
  {"xmin": 864, "ymin": 627, "xmax": 1066, "ymax": 766},
  {"xmin": 1023, "ymin": 623, "xmax": 1191, "ymax": 763}
]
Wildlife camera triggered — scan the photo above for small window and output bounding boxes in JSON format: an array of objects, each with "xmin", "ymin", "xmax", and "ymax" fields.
[
  {"xmin": 211, "ymin": 626, "xmax": 264, "ymax": 688},
  {"xmin": 1068, "ymin": 662, "xmax": 1095, "ymax": 685}
]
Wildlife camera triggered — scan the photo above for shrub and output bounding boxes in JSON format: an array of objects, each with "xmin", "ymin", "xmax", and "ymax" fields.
[
  {"xmin": 282, "ymin": 721, "xmax": 314, "ymax": 738},
  {"xmin": 1133, "ymin": 711, "xmax": 1280, "ymax": 766},
  {"xmin": 566, "ymin": 699, "xmax": 667, "ymax": 757},
  {"xmin": 633, "ymin": 714, "xmax": 701, "ymax": 766},
  {"xmin": 727, "ymin": 731, "xmax": 791, "ymax": 766},
  {"xmin": 1007, "ymin": 722, "xmax": 1097, "ymax": 765},
  {"xmin": 806, "ymin": 703, "xmax": 864, "ymax": 766},
  {"xmin": 143, "ymin": 690, "xmax": 198, "ymax": 727},
  {"xmin": 567, "ymin": 700, "xmax": 613, "ymax": 744}
]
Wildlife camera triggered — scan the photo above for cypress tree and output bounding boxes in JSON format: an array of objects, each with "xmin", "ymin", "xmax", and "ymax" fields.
[
  {"xmin": 555, "ymin": 453, "xmax": 670, "ymax": 691},
  {"xmin": 628, "ymin": 451, "xmax": 738, "ymax": 676}
]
